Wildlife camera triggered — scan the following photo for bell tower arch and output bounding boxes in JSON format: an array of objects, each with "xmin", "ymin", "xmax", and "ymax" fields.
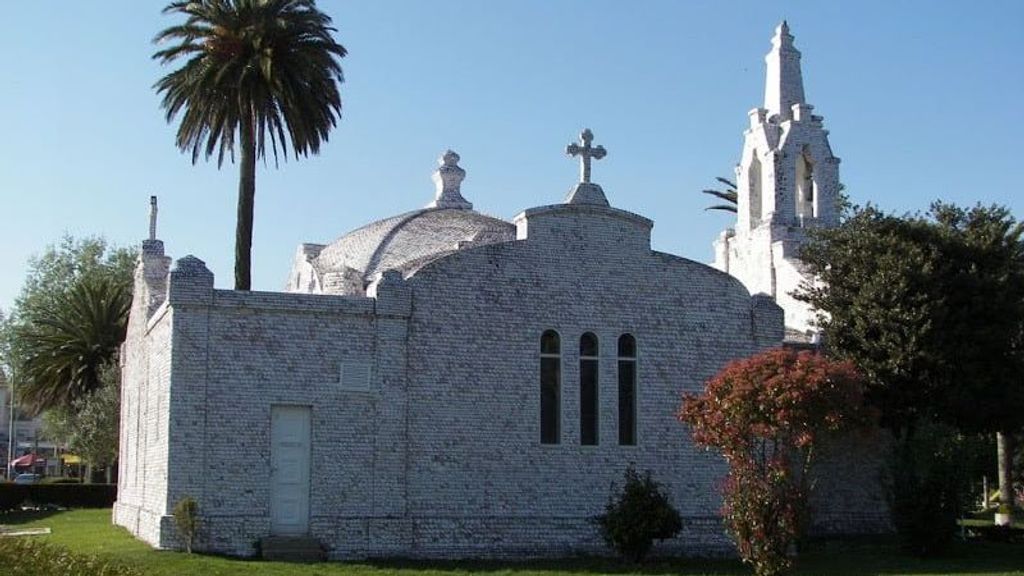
[{"xmin": 713, "ymin": 22, "xmax": 841, "ymax": 340}]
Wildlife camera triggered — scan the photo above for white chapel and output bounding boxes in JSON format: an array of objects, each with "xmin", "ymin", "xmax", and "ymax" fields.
[{"xmin": 114, "ymin": 24, "xmax": 884, "ymax": 559}]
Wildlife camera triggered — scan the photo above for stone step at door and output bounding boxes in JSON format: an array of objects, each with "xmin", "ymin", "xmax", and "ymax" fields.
[{"xmin": 259, "ymin": 536, "xmax": 326, "ymax": 562}]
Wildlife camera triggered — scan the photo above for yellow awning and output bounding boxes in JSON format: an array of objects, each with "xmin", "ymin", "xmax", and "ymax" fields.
[{"xmin": 62, "ymin": 454, "xmax": 82, "ymax": 464}]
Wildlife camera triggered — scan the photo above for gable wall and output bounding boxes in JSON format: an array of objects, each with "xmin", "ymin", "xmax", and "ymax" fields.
[{"xmin": 402, "ymin": 206, "xmax": 782, "ymax": 556}]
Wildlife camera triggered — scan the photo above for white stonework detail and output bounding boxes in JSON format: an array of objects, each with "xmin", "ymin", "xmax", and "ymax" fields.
[
  {"xmin": 286, "ymin": 153, "xmax": 515, "ymax": 297},
  {"xmin": 148, "ymin": 196, "xmax": 158, "ymax": 241},
  {"xmin": 564, "ymin": 129, "xmax": 610, "ymax": 206},
  {"xmin": 427, "ymin": 150, "xmax": 473, "ymax": 210},
  {"xmin": 713, "ymin": 22, "xmax": 841, "ymax": 340}
]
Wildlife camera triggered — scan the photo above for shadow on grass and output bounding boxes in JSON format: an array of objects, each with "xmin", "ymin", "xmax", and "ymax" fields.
[
  {"xmin": 357, "ymin": 540, "xmax": 1024, "ymax": 576},
  {"xmin": 797, "ymin": 539, "xmax": 1024, "ymax": 576},
  {"xmin": 359, "ymin": 556, "xmax": 746, "ymax": 575}
]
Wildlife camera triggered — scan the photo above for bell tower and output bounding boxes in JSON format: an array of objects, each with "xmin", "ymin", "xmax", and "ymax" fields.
[{"xmin": 714, "ymin": 22, "xmax": 841, "ymax": 339}]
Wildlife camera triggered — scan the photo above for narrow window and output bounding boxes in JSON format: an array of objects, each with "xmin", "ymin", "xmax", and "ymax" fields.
[
  {"xmin": 579, "ymin": 332, "xmax": 599, "ymax": 446},
  {"xmin": 540, "ymin": 330, "xmax": 561, "ymax": 444},
  {"xmin": 748, "ymin": 154, "xmax": 763, "ymax": 226},
  {"xmin": 618, "ymin": 334, "xmax": 637, "ymax": 446},
  {"xmin": 796, "ymin": 145, "xmax": 815, "ymax": 221}
]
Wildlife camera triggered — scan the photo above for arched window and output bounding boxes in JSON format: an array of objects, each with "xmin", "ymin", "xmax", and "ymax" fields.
[
  {"xmin": 540, "ymin": 330, "xmax": 561, "ymax": 444},
  {"xmin": 796, "ymin": 145, "xmax": 815, "ymax": 221},
  {"xmin": 579, "ymin": 332, "xmax": 599, "ymax": 445},
  {"xmin": 617, "ymin": 334, "xmax": 637, "ymax": 446},
  {"xmin": 748, "ymin": 153, "xmax": 763, "ymax": 226}
]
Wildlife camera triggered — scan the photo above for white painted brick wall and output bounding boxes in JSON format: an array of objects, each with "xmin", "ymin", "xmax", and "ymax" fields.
[{"xmin": 116, "ymin": 201, "xmax": 794, "ymax": 558}]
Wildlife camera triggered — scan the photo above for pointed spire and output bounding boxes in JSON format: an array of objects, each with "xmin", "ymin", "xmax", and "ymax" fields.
[{"xmin": 763, "ymin": 20, "xmax": 805, "ymax": 120}]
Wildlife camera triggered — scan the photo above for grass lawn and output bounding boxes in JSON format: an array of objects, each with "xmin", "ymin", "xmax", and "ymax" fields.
[{"xmin": 2, "ymin": 509, "xmax": 1024, "ymax": 576}]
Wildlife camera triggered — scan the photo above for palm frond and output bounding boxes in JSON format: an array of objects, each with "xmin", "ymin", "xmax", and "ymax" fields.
[
  {"xmin": 705, "ymin": 205, "xmax": 739, "ymax": 214},
  {"xmin": 153, "ymin": 0, "xmax": 347, "ymax": 166},
  {"xmin": 17, "ymin": 275, "xmax": 131, "ymax": 413},
  {"xmin": 699, "ymin": 176, "xmax": 739, "ymax": 214},
  {"xmin": 715, "ymin": 177, "xmax": 737, "ymax": 190},
  {"xmin": 702, "ymin": 189, "xmax": 738, "ymax": 204}
]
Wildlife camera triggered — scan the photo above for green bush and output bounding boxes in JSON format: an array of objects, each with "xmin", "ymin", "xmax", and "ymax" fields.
[
  {"xmin": 0, "ymin": 484, "xmax": 115, "ymax": 510},
  {"xmin": 0, "ymin": 536, "xmax": 142, "ymax": 576},
  {"xmin": 0, "ymin": 485, "xmax": 29, "ymax": 512},
  {"xmin": 40, "ymin": 477, "xmax": 83, "ymax": 485},
  {"xmin": 888, "ymin": 422, "xmax": 970, "ymax": 557},
  {"xmin": 596, "ymin": 465, "xmax": 682, "ymax": 562},
  {"xmin": 173, "ymin": 496, "xmax": 200, "ymax": 553}
]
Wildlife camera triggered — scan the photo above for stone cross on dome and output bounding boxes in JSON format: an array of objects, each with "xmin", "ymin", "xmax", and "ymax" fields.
[
  {"xmin": 563, "ymin": 129, "xmax": 610, "ymax": 206},
  {"xmin": 566, "ymin": 128, "xmax": 606, "ymax": 184}
]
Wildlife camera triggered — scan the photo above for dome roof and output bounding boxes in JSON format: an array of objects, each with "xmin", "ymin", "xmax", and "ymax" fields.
[
  {"xmin": 286, "ymin": 150, "xmax": 516, "ymax": 296},
  {"xmin": 314, "ymin": 207, "xmax": 514, "ymax": 288}
]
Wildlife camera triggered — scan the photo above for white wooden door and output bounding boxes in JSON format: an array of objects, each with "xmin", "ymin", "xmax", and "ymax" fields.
[{"xmin": 270, "ymin": 405, "xmax": 311, "ymax": 536}]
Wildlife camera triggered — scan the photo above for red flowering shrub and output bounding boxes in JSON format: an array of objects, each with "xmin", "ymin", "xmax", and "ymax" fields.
[{"xmin": 679, "ymin": 348, "xmax": 865, "ymax": 576}]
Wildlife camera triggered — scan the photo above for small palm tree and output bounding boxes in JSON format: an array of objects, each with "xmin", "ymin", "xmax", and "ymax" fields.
[
  {"xmin": 18, "ymin": 275, "xmax": 131, "ymax": 413},
  {"xmin": 153, "ymin": 0, "xmax": 347, "ymax": 290},
  {"xmin": 701, "ymin": 177, "xmax": 738, "ymax": 213}
]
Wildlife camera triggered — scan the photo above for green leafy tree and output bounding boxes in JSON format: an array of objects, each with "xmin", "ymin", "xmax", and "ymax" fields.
[
  {"xmin": 931, "ymin": 203, "xmax": 1024, "ymax": 513},
  {"xmin": 44, "ymin": 364, "xmax": 121, "ymax": 483},
  {"xmin": 15, "ymin": 275, "xmax": 130, "ymax": 413},
  {"xmin": 1, "ymin": 237, "xmax": 135, "ymax": 414},
  {"xmin": 680, "ymin": 349, "xmax": 866, "ymax": 576},
  {"xmin": 798, "ymin": 203, "xmax": 1024, "ymax": 520},
  {"xmin": 888, "ymin": 421, "xmax": 972, "ymax": 557},
  {"xmin": 153, "ymin": 0, "xmax": 347, "ymax": 290},
  {"xmin": 927, "ymin": 203, "xmax": 1024, "ymax": 434},
  {"xmin": 797, "ymin": 207, "xmax": 944, "ymax": 433}
]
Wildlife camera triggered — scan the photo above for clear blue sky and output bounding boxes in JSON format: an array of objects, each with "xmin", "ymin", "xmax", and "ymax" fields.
[{"xmin": 1, "ymin": 1, "xmax": 1022, "ymax": 311}]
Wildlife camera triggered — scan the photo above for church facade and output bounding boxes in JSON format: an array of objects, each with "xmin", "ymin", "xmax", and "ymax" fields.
[{"xmin": 114, "ymin": 24, "xmax": 886, "ymax": 559}]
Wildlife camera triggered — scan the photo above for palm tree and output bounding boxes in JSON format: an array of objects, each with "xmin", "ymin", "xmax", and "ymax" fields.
[
  {"xmin": 153, "ymin": 0, "xmax": 347, "ymax": 290},
  {"xmin": 701, "ymin": 177, "xmax": 738, "ymax": 213},
  {"xmin": 17, "ymin": 275, "xmax": 131, "ymax": 413}
]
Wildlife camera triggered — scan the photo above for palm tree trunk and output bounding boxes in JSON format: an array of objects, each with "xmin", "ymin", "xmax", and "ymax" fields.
[{"xmin": 235, "ymin": 103, "xmax": 256, "ymax": 291}]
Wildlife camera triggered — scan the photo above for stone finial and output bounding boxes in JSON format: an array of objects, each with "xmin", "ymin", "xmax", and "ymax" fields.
[
  {"xmin": 427, "ymin": 150, "xmax": 473, "ymax": 210},
  {"xmin": 149, "ymin": 196, "xmax": 158, "ymax": 241},
  {"xmin": 142, "ymin": 196, "xmax": 164, "ymax": 256},
  {"xmin": 566, "ymin": 129, "xmax": 606, "ymax": 184}
]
